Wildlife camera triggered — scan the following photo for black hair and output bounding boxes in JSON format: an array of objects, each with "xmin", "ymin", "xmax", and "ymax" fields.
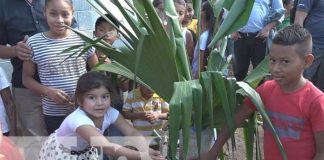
[
  {"xmin": 75, "ymin": 71, "xmax": 112, "ymax": 103},
  {"xmin": 45, "ymin": 0, "xmax": 73, "ymax": 9},
  {"xmin": 272, "ymin": 25, "xmax": 312, "ymax": 56},
  {"xmin": 184, "ymin": 0, "xmax": 193, "ymax": 3},
  {"xmin": 95, "ymin": 14, "xmax": 119, "ymax": 29},
  {"xmin": 282, "ymin": 0, "xmax": 293, "ymax": 5},
  {"xmin": 153, "ymin": 0, "xmax": 163, "ymax": 7}
]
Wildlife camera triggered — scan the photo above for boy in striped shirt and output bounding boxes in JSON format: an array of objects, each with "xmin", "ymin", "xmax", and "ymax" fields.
[{"xmin": 122, "ymin": 84, "xmax": 169, "ymax": 136}]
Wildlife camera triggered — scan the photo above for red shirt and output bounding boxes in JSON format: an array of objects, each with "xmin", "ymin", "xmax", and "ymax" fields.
[{"xmin": 245, "ymin": 80, "xmax": 324, "ymax": 160}]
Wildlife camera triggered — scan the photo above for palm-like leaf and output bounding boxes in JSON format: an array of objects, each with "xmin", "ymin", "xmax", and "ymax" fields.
[{"xmin": 67, "ymin": 0, "xmax": 287, "ymax": 159}]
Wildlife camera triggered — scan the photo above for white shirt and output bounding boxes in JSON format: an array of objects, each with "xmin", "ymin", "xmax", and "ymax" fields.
[
  {"xmin": 0, "ymin": 67, "xmax": 11, "ymax": 133},
  {"xmin": 55, "ymin": 107, "xmax": 119, "ymax": 151},
  {"xmin": 191, "ymin": 30, "xmax": 209, "ymax": 79}
]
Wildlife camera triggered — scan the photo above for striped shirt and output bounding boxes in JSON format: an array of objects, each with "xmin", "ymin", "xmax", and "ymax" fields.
[
  {"xmin": 27, "ymin": 31, "xmax": 95, "ymax": 116},
  {"xmin": 122, "ymin": 88, "xmax": 169, "ymax": 136}
]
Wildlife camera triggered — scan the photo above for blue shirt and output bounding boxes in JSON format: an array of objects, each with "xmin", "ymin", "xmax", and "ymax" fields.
[
  {"xmin": 239, "ymin": 0, "xmax": 284, "ymax": 33},
  {"xmin": 297, "ymin": 0, "xmax": 324, "ymax": 48}
]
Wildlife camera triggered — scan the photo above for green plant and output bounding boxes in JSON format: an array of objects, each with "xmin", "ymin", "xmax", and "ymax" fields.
[{"xmin": 69, "ymin": 0, "xmax": 287, "ymax": 159}]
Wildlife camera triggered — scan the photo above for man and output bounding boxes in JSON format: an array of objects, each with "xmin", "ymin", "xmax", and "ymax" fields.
[
  {"xmin": 231, "ymin": 0, "xmax": 284, "ymax": 81},
  {"xmin": 294, "ymin": 0, "xmax": 324, "ymax": 91}
]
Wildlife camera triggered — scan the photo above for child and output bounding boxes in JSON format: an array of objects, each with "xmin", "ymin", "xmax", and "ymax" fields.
[
  {"xmin": 191, "ymin": 1, "xmax": 215, "ymax": 79},
  {"xmin": 152, "ymin": 0, "xmax": 194, "ymax": 64},
  {"xmin": 38, "ymin": 71, "xmax": 165, "ymax": 159},
  {"xmin": 174, "ymin": 0, "xmax": 195, "ymax": 65},
  {"xmin": 22, "ymin": 0, "xmax": 98, "ymax": 134},
  {"xmin": 122, "ymin": 84, "xmax": 169, "ymax": 136},
  {"xmin": 182, "ymin": 0, "xmax": 197, "ymax": 45},
  {"xmin": 94, "ymin": 14, "xmax": 119, "ymax": 63},
  {"xmin": 0, "ymin": 67, "xmax": 16, "ymax": 136},
  {"xmin": 196, "ymin": 25, "xmax": 324, "ymax": 160}
]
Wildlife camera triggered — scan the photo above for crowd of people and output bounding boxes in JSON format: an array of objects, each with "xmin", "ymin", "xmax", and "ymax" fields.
[{"xmin": 0, "ymin": 0, "xmax": 324, "ymax": 159}]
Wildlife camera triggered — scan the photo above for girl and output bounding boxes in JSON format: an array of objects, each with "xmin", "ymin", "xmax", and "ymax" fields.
[
  {"xmin": 38, "ymin": 71, "xmax": 165, "ymax": 160},
  {"xmin": 22, "ymin": 0, "xmax": 98, "ymax": 134},
  {"xmin": 191, "ymin": 1, "xmax": 215, "ymax": 79}
]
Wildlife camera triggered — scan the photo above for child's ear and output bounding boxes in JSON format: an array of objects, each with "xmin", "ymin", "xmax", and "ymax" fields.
[{"xmin": 304, "ymin": 53, "xmax": 314, "ymax": 68}]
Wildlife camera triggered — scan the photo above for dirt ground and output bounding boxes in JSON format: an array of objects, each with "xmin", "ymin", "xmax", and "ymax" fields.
[{"xmin": 223, "ymin": 126, "xmax": 264, "ymax": 160}]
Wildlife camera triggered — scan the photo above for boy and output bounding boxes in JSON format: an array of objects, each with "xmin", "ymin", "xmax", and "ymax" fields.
[
  {"xmin": 122, "ymin": 84, "xmax": 169, "ymax": 136},
  {"xmin": 197, "ymin": 25, "xmax": 324, "ymax": 160}
]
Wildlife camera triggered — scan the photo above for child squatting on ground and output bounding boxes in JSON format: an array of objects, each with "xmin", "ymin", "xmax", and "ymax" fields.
[
  {"xmin": 194, "ymin": 25, "xmax": 324, "ymax": 160},
  {"xmin": 38, "ymin": 71, "xmax": 165, "ymax": 160}
]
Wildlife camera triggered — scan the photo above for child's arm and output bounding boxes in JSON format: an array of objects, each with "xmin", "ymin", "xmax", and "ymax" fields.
[
  {"xmin": 313, "ymin": 131, "xmax": 324, "ymax": 160},
  {"xmin": 193, "ymin": 104, "xmax": 255, "ymax": 159},
  {"xmin": 122, "ymin": 111, "xmax": 151, "ymax": 121},
  {"xmin": 22, "ymin": 60, "xmax": 72, "ymax": 105},
  {"xmin": 185, "ymin": 30, "xmax": 194, "ymax": 64},
  {"xmin": 0, "ymin": 87, "xmax": 17, "ymax": 135},
  {"xmin": 76, "ymin": 117, "xmax": 164, "ymax": 160},
  {"xmin": 87, "ymin": 53, "xmax": 99, "ymax": 69}
]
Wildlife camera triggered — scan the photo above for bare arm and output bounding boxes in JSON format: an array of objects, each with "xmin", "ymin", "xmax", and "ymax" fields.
[
  {"xmin": 87, "ymin": 53, "xmax": 99, "ymax": 69},
  {"xmin": 185, "ymin": 30, "xmax": 194, "ymax": 64},
  {"xmin": 196, "ymin": 104, "xmax": 255, "ymax": 159},
  {"xmin": 256, "ymin": 21, "xmax": 278, "ymax": 39},
  {"xmin": 122, "ymin": 111, "xmax": 150, "ymax": 121},
  {"xmin": 313, "ymin": 131, "xmax": 324, "ymax": 160},
  {"xmin": 0, "ymin": 35, "xmax": 32, "ymax": 60},
  {"xmin": 0, "ymin": 87, "xmax": 17, "ymax": 135},
  {"xmin": 22, "ymin": 60, "xmax": 72, "ymax": 105},
  {"xmin": 294, "ymin": 10, "xmax": 308, "ymax": 27}
]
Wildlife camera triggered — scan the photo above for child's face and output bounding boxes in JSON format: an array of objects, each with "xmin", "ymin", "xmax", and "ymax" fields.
[
  {"xmin": 80, "ymin": 86, "xmax": 111, "ymax": 119},
  {"xmin": 139, "ymin": 85, "xmax": 154, "ymax": 99},
  {"xmin": 44, "ymin": 0, "xmax": 73, "ymax": 38},
  {"xmin": 269, "ymin": 44, "xmax": 310, "ymax": 91},
  {"xmin": 183, "ymin": 3, "xmax": 194, "ymax": 25},
  {"xmin": 175, "ymin": 3, "xmax": 186, "ymax": 24},
  {"xmin": 95, "ymin": 22, "xmax": 118, "ymax": 45}
]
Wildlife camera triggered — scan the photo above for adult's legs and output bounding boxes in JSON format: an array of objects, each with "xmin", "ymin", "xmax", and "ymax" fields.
[
  {"xmin": 12, "ymin": 88, "xmax": 47, "ymax": 136},
  {"xmin": 234, "ymin": 36, "xmax": 251, "ymax": 81},
  {"xmin": 304, "ymin": 47, "xmax": 324, "ymax": 91},
  {"xmin": 251, "ymin": 37, "xmax": 267, "ymax": 69},
  {"xmin": 12, "ymin": 87, "xmax": 47, "ymax": 160},
  {"xmin": 44, "ymin": 115, "xmax": 66, "ymax": 135}
]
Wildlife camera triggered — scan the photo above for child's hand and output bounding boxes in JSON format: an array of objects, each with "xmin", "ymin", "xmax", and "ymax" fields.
[
  {"xmin": 44, "ymin": 87, "xmax": 72, "ymax": 105},
  {"xmin": 147, "ymin": 112, "xmax": 160, "ymax": 122}
]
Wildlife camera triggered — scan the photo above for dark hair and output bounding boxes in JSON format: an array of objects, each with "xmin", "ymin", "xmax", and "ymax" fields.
[
  {"xmin": 45, "ymin": 0, "xmax": 73, "ymax": 9},
  {"xmin": 153, "ymin": 0, "xmax": 163, "ymax": 7},
  {"xmin": 272, "ymin": 25, "xmax": 312, "ymax": 56},
  {"xmin": 282, "ymin": 0, "xmax": 293, "ymax": 5},
  {"xmin": 184, "ymin": 0, "xmax": 192, "ymax": 3},
  {"xmin": 75, "ymin": 71, "xmax": 112, "ymax": 103},
  {"xmin": 202, "ymin": 1, "xmax": 215, "ymax": 52},
  {"xmin": 95, "ymin": 14, "xmax": 119, "ymax": 29}
]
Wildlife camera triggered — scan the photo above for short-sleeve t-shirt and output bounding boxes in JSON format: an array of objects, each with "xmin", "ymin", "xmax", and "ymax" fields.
[
  {"xmin": 27, "ymin": 31, "xmax": 95, "ymax": 116},
  {"xmin": 56, "ymin": 107, "xmax": 119, "ymax": 151},
  {"xmin": 0, "ymin": 67, "xmax": 11, "ymax": 133},
  {"xmin": 245, "ymin": 80, "xmax": 324, "ymax": 160}
]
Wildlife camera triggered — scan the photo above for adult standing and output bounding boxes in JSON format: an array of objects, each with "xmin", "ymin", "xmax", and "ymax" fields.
[
  {"xmin": 0, "ymin": 0, "xmax": 49, "ymax": 137},
  {"xmin": 294, "ymin": 0, "xmax": 324, "ymax": 91},
  {"xmin": 231, "ymin": 0, "xmax": 284, "ymax": 81}
]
